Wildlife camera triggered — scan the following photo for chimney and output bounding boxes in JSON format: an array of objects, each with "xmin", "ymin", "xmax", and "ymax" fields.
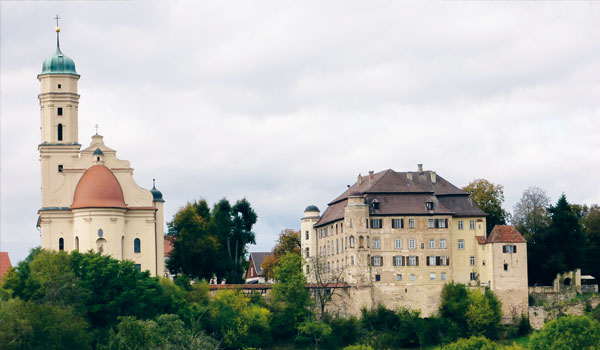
[
  {"xmin": 368, "ymin": 170, "xmax": 374, "ymax": 185},
  {"xmin": 431, "ymin": 171, "xmax": 437, "ymax": 183},
  {"xmin": 357, "ymin": 174, "xmax": 363, "ymax": 185},
  {"xmin": 417, "ymin": 163, "xmax": 423, "ymax": 174}
]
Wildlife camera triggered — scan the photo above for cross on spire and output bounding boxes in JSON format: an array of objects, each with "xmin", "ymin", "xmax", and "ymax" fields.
[
  {"xmin": 54, "ymin": 14, "xmax": 60, "ymax": 27},
  {"xmin": 95, "ymin": 124, "xmax": 99, "ymax": 135},
  {"xmin": 54, "ymin": 14, "xmax": 61, "ymax": 48}
]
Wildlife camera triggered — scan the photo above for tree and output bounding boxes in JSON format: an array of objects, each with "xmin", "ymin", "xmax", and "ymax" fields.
[
  {"xmin": 529, "ymin": 315, "xmax": 600, "ymax": 350},
  {"xmin": 465, "ymin": 290, "xmax": 502, "ymax": 339},
  {"xmin": 463, "ymin": 179, "xmax": 508, "ymax": 235},
  {"xmin": 439, "ymin": 283, "xmax": 470, "ymax": 337},
  {"xmin": 167, "ymin": 198, "xmax": 257, "ymax": 283},
  {"xmin": 583, "ymin": 205, "xmax": 600, "ymax": 280},
  {"xmin": 271, "ymin": 253, "xmax": 311, "ymax": 337},
  {"xmin": 439, "ymin": 336, "xmax": 524, "ymax": 350},
  {"xmin": 512, "ymin": 186, "xmax": 551, "ymax": 240},
  {"xmin": 308, "ymin": 255, "xmax": 346, "ymax": 320},
  {"xmin": 262, "ymin": 229, "xmax": 301, "ymax": 281},
  {"xmin": 298, "ymin": 319, "xmax": 332, "ymax": 350},
  {"xmin": 532, "ymin": 194, "xmax": 585, "ymax": 285}
]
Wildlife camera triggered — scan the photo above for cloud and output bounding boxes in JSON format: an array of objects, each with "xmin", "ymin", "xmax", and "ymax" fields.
[{"xmin": 1, "ymin": 1, "xmax": 599, "ymax": 262}]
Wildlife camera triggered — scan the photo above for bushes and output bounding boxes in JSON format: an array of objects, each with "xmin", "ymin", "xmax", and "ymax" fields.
[
  {"xmin": 438, "ymin": 336, "xmax": 524, "ymax": 350},
  {"xmin": 529, "ymin": 315, "xmax": 600, "ymax": 350},
  {"xmin": 321, "ymin": 316, "xmax": 361, "ymax": 349},
  {"xmin": 359, "ymin": 305, "xmax": 422, "ymax": 348}
]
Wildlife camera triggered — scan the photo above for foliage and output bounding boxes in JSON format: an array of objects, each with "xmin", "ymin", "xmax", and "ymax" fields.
[
  {"xmin": 167, "ymin": 198, "xmax": 257, "ymax": 284},
  {"xmin": 438, "ymin": 336, "xmax": 524, "ymax": 350},
  {"xmin": 271, "ymin": 253, "xmax": 311, "ymax": 338},
  {"xmin": 463, "ymin": 179, "xmax": 509, "ymax": 234},
  {"xmin": 298, "ymin": 319, "xmax": 332, "ymax": 350},
  {"xmin": 583, "ymin": 205, "xmax": 600, "ymax": 280},
  {"xmin": 360, "ymin": 305, "xmax": 422, "ymax": 348},
  {"xmin": 321, "ymin": 316, "xmax": 361, "ymax": 349},
  {"xmin": 529, "ymin": 315, "xmax": 600, "ymax": 350},
  {"xmin": 342, "ymin": 345, "xmax": 374, "ymax": 350},
  {"xmin": 439, "ymin": 283, "xmax": 470, "ymax": 337},
  {"xmin": 205, "ymin": 289, "xmax": 271, "ymax": 349},
  {"xmin": 0, "ymin": 298, "xmax": 91, "ymax": 350},
  {"xmin": 512, "ymin": 186, "xmax": 551, "ymax": 240},
  {"xmin": 261, "ymin": 229, "xmax": 301, "ymax": 281},
  {"xmin": 530, "ymin": 194, "xmax": 586, "ymax": 285}
]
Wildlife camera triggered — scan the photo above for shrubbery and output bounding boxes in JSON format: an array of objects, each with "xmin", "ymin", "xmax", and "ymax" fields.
[{"xmin": 529, "ymin": 315, "xmax": 600, "ymax": 350}]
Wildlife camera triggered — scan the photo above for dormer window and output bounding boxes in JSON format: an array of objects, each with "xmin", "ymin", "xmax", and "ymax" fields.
[
  {"xmin": 372, "ymin": 199, "xmax": 380, "ymax": 210},
  {"xmin": 426, "ymin": 201, "xmax": 434, "ymax": 210}
]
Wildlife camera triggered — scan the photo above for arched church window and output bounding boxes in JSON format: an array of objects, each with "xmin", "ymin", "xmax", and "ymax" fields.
[
  {"xmin": 75, "ymin": 236, "xmax": 79, "ymax": 250},
  {"xmin": 59, "ymin": 237, "xmax": 64, "ymax": 251},
  {"xmin": 98, "ymin": 229, "xmax": 103, "ymax": 238},
  {"xmin": 134, "ymin": 238, "xmax": 141, "ymax": 253},
  {"xmin": 57, "ymin": 123, "xmax": 63, "ymax": 141}
]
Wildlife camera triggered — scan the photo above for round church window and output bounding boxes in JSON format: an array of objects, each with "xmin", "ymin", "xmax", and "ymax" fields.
[{"xmin": 98, "ymin": 229, "xmax": 103, "ymax": 238}]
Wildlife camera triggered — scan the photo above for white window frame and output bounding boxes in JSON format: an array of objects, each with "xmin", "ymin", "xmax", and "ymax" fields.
[
  {"xmin": 409, "ymin": 239, "xmax": 416, "ymax": 249},
  {"xmin": 373, "ymin": 256, "xmax": 382, "ymax": 266},
  {"xmin": 429, "ymin": 256, "xmax": 436, "ymax": 266},
  {"xmin": 470, "ymin": 256, "xmax": 475, "ymax": 266},
  {"xmin": 351, "ymin": 256, "xmax": 355, "ymax": 266},
  {"xmin": 429, "ymin": 239, "xmax": 435, "ymax": 249},
  {"xmin": 470, "ymin": 220, "xmax": 475, "ymax": 230},
  {"xmin": 395, "ymin": 239, "xmax": 402, "ymax": 249},
  {"xmin": 409, "ymin": 256, "xmax": 417, "ymax": 266},
  {"xmin": 373, "ymin": 238, "xmax": 381, "ymax": 249},
  {"xmin": 428, "ymin": 219, "xmax": 435, "ymax": 228},
  {"xmin": 411, "ymin": 274, "xmax": 416, "ymax": 281},
  {"xmin": 397, "ymin": 274, "xmax": 402, "ymax": 281},
  {"xmin": 408, "ymin": 218, "xmax": 415, "ymax": 229},
  {"xmin": 458, "ymin": 220, "xmax": 463, "ymax": 230},
  {"xmin": 458, "ymin": 239, "xmax": 465, "ymax": 249},
  {"xmin": 430, "ymin": 273, "xmax": 436, "ymax": 281},
  {"xmin": 441, "ymin": 272, "xmax": 446, "ymax": 281},
  {"xmin": 438, "ymin": 219, "xmax": 446, "ymax": 228},
  {"xmin": 395, "ymin": 256, "xmax": 403, "ymax": 266},
  {"xmin": 440, "ymin": 239, "xmax": 446, "ymax": 249},
  {"xmin": 349, "ymin": 236, "xmax": 355, "ymax": 248}
]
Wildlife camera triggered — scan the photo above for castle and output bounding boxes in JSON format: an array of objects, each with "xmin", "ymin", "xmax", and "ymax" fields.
[
  {"xmin": 36, "ymin": 23, "xmax": 165, "ymax": 276},
  {"xmin": 301, "ymin": 166, "xmax": 528, "ymax": 320}
]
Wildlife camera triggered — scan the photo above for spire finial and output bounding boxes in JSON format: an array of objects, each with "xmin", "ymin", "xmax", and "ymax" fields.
[
  {"xmin": 95, "ymin": 124, "xmax": 99, "ymax": 135},
  {"xmin": 152, "ymin": 178, "xmax": 156, "ymax": 189},
  {"xmin": 54, "ymin": 14, "xmax": 61, "ymax": 48}
]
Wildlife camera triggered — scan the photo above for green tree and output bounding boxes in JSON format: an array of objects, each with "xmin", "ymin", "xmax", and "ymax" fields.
[
  {"xmin": 529, "ymin": 315, "xmax": 600, "ymax": 350},
  {"xmin": 167, "ymin": 200, "xmax": 220, "ymax": 281},
  {"xmin": 463, "ymin": 179, "xmax": 508, "ymax": 235},
  {"xmin": 0, "ymin": 298, "xmax": 91, "ymax": 350},
  {"xmin": 298, "ymin": 319, "xmax": 332, "ymax": 350},
  {"xmin": 532, "ymin": 194, "xmax": 585, "ymax": 285},
  {"xmin": 583, "ymin": 205, "xmax": 600, "ymax": 280},
  {"xmin": 226, "ymin": 198, "xmax": 258, "ymax": 283},
  {"xmin": 439, "ymin": 283, "xmax": 470, "ymax": 337},
  {"xmin": 438, "ymin": 336, "xmax": 523, "ymax": 350},
  {"xmin": 512, "ymin": 186, "xmax": 551, "ymax": 239},
  {"xmin": 465, "ymin": 290, "xmax": 502, "ymax": 339},
  {"xmin": 262, "ymin": 229, "xmax": 301, "ymax": 281},
  {"xmin": 271, "ymin": 253, "xmax": 311, "ymax": 337}
]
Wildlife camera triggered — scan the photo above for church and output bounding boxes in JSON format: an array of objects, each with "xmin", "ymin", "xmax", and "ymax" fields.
[{"xmin": 36, "ymin": 23, "xmax": 166, "ymax": 276}]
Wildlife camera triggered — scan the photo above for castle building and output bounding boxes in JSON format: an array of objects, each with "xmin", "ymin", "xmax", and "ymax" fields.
[
  {"xmin": 36, "ymin": 23, "xmax": 165, "ymax": 276},
  {"xmin": 301, "ymin": 166, "xmax": 528, "ymax": 320}
]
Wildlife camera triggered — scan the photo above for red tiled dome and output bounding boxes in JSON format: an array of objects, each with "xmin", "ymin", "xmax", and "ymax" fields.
[{"xmin": 71, "ymin": 165, "xmax": 126, "ymax": 209}]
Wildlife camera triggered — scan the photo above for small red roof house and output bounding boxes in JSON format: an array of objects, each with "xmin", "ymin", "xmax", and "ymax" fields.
[
  {"xmin": 486, "ymin": 225, "xmax": 527, "ymax": 244},
  {"xmin": 245, "ymin": 252, "xmax": 273, "ymax": 284},
  {"xmin": 0, "ymin": 252, "xmax": 12, "ymax": 281}
]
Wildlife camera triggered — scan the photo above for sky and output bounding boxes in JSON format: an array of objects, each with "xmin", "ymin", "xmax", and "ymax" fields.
[{"xmin": 1, "ymin": 1, "xmax": 599, "ymax": 264}]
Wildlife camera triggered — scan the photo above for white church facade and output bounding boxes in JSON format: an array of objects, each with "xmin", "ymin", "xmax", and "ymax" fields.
[{"xmin": 36, "ymin": 24, "xmax": 165, "ymax": 276}]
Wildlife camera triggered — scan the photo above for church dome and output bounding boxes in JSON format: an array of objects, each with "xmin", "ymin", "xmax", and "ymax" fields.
[
  {"xmin": 150, "ymin": 181, "xmax": 165, "ymax": 203},
  {"xmin": 41, "ymin": 47, "xmax": 78, "ymax": 76},
  {"xmin": 304, "ymin": 205, "xmax": 320, "ymax": 212},
  {"xmin": 71, "ymin": 165, "xmax": 126, "ymax": 209}
]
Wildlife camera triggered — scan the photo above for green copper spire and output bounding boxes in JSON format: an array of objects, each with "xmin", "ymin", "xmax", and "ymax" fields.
[{"xmin": 40, "ymin": 15, "xmax": 79, "ymax": 76}]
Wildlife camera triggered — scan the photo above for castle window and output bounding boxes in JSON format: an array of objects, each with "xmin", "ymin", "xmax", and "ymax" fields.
[
  {"xmin": 470, "ymin": 220, "xmax": 475, "ymax": 230},
  {"xmin": 57, "ymin": 107, "xmax": 63, "ymax": 116},
  {"xmin": 502, "ymin": 245, "xmax": 517, "ymax": 253},
  {"xmin": 458, "ymin": 220, "xmax": 464, "ymax": 230},
  {"xmin": 392, "ymin": 218, "xmax": 404, "ymax": 229},
  {"xmin": 440, "ymin": 239, "xmax": 446, "ymax": 249},
  {"xmin": 409, "ymin": 239, "xmax": 416, "ymax": 249},
  {"xmin": 408, "ymin": 256, "xmax": 418, "ymax": 266},
  {"xmin": 421, "ymin": 242, "xmax": 425, "ymax": 249},
  {"xmin": 393, "ymin": 256, "xmax": 404, "ymax": 266},
  {"xmin": 428, "ymin": 256, "xmax": 436, "ymax": 266},
  {"xmin": 341, "ymin": 239, "xmax": 344, "ymax": 253},
  {"xmin": 428, "ymin": 219, "xmax": 435, "ymax": 228},
  {"xmin": 458, "ymin": 240, "xmax": 465, "ymax": 249},
  {"xmin": 98, "ymin": 229, "xmax": 103, "ymax": 238},
  {"xmin": 305, "ymin": 248, "xmax": 309, "ymax": 258},
  {"xmin": 306, "ymin": 265, "xmax": 310, "ymax": 274},
  {"xmin": 58, "ymin": 164, "xmax": 63, "ymax": 172},
  {"xmin": 59, "ymin": 237, "xmax": 64, "ymax": 251},
  {"xmin": 135, "ymin": 264, "xmax": 141, "ymax": 272},
  {"xmin": 470, "ymin": 272, "xmax": 477, "ymax": 281},
  {"xmin": 57, "ymin": 84, "xmax": 61, "ymax": 89},
  {"xmin": 373, "ymin": 238, "xmax": 381, "ymax": 249},
  {"xmin": 349, "ymin": 236, "xmax": 355, "ymax": 248},
  {"xmin": 341, "ymin": 223, "xmax": 343, "ymax": 233},
  {"xmin": 134, "ymin": 238, "xmax": 141, "ymax": 253},
  {"xmin": 411, "ymin": 274, "xmax": 416, "ymax": 281},
  {"xmin": 408, "ymin": 219, "xmax": 415, "ymax": 229},
  {"xmin": 429, "ymin": 239, "xmax": 435, "ymax": 249},
  {"xmin": 441, "ymin": 272, "xmax": 447, "ymax": 280},
  {"xmin": 305, "ymin": 231, "xmax": 309, "ymax": 240},
  {"xmin": 351, "ymin": 256, "xmax": 355, "ymax": 266},
  {"xmin": 375, "ymin": 274, "xmax": 381, "ymax": 282},
  {"xmin": 359, "ymin": 236, "xmax": 364, "ymax": 248},
  {"xmin": 372, "ymin": 256, "xmax": 382, "ymax": 266},
  {"xmin": 430, "ymin": 273, "xmax": 436, "ymax": 281},
  {"xmin": 336, "ymin": 239, "xmax": 339, "ymax": 254},
  {"xmin": 57, "ymin": 123, "xmax": 63, "ymax": 141},
  {"xmin": 426, "ymin": 201, "xmax": 434, "ymax": 210},
  {"xmin": 504, "ymin": 263, "xmax": 508, "ymax": 271},
  {"xmin": 75, "ymin": 236, "xmax": 79, "ymax": 250},
  {"xmin": 438, "ymin": 219, "xmax": 446, "ymax": 228},
  {"xmin": 395, "ymin": 239, "xmax": 402, "ymax": 249},
  {"xmin": 397, "ymin": 274, "xmax": 402, "ymax": 281},
  {"xmin": 470, "ymin": 256, "xmax": 475, "ymax": 266},
  {"xmin": 370, "ymin": 219, "xmax": 382, "ymax": 229}
]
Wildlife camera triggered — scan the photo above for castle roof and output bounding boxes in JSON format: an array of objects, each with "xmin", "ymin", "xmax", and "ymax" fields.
[
  {"xmin": 315, "ymin": 168, "xmax": 486, "ymax": 227},
  {"xmin": 487, "ymin": 225, "xmax": 526, "ymax": 244},
  {"xmin": 71, "ymin": 165, "xmax": 126, "ymax": 209}
]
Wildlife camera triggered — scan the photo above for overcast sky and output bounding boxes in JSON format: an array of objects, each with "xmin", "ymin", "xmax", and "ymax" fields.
[{"xmin": 1, "ymin": 1, "xmax": 599, "ymax": 263}]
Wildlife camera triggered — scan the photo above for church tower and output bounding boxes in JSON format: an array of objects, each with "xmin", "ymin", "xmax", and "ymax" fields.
[{"xmin": 37, "ymin": 19, "xmax": 166, "ymax": 276}]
